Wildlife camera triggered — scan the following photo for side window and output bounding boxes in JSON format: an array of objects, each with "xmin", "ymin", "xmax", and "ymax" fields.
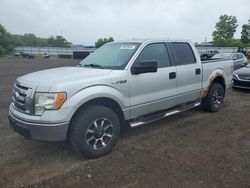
[
  {"xmin": 236, "ymin": 54, "xmax": 243, "ymax": 59},
  {"xmin": 171, "ymin": 42, "xmax": 196, "ymax": 65},
  {"xmin": 137, "ymin": 43, "xmax": 171, "ymax": 68}
]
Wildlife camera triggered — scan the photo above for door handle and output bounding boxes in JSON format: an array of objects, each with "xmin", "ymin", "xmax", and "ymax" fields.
[
  {"xmin": 195, "ymin": 68, "xmax": 201, "ymax": 75},
  {"xmin": 169, "ymin": 72, "xmax": 176, "ymax": 79}
]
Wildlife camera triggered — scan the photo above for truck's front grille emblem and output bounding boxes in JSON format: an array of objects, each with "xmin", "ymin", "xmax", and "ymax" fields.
[{"xmin": 12, "ymin": 82, "xmax": 33, "ymax": 114}]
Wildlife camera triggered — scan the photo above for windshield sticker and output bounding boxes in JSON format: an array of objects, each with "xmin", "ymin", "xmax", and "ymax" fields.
[{"xmin": 120, "ymin": 45, "xmax": 136, "ymax": 50}]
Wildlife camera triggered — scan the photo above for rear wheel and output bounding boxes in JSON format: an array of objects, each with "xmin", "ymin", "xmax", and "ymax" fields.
[
  {"xmin": 69, "ymin": 105, "xmax": 120, "ymax": 158},
  {"xmin": 202, "ymin": 83, "xmax": 225, "ymax": 112}
]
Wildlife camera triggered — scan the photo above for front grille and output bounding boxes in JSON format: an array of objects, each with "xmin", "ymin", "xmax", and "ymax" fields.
[
  {"xmin": 12, "ymin": 82, "xmax": 33, "ymax": 114},
  {"xmin": 238, "ymin": 75, "xmax": 250, "ymax": 81},
  {"xmin": 233, "ymin": 80, "xmax": 250, "ymax": 88}
]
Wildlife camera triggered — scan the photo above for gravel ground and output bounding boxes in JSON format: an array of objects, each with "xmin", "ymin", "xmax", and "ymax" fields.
[{"xmin": 0, "ymin": 57, "xmax": 250, "ymax": 188}]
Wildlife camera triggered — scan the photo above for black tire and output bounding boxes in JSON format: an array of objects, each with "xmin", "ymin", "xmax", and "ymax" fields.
[
  {"xmin": 202, "ymin": 83, "xmax": 225, "ymax": 112},
  {"xmin": 69, "ymin": 105, "xmax": 120, "ymax": 158}
]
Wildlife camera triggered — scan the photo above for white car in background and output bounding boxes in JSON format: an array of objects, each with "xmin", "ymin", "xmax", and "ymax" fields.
[{"xmin": 212, "ymin": 53, "xmax": 248, "ymax": 70}]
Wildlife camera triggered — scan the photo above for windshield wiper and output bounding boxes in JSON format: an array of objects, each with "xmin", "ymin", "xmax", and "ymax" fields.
[{"xmin": 83, "ymin": 64, "xmax": 104, "ymax": 69}]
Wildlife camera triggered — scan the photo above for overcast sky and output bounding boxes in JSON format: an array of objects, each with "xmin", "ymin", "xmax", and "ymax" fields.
[{"xmin": 0, "ymin": 0, "xmax": 249, "ymax": 45}]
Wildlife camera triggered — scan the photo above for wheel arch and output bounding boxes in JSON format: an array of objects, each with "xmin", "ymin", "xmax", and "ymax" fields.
[
  {"xmin": 201, "ymin": 73, "xmax": 226, "ymax": 98},
  {"xmin": 68, "ymin": 97, "xmax": 126, "ymax": 138},
  {"xmin": 212, "ymin": 76, "xmax": 226, "ymax": 91}
]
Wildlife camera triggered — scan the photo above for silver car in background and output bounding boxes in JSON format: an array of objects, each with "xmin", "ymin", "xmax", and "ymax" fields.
[{"xmin": 212, "ymin": 53, "xmax": 248, "ymax": 70}]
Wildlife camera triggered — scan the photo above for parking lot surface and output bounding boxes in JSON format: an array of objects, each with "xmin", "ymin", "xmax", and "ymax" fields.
[{"xmin": 0, "ymin": 57, "xmax": 249, "ymax": 188}]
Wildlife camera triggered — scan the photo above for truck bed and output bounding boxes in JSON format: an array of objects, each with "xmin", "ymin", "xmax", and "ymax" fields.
[{"xmin": 201, "ymin": 58, "xmax": 233, "ymax": 92}]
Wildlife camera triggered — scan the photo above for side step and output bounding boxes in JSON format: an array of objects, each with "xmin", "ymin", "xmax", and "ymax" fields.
[{"xmin": 130, "ymin": 102, "xmax": 200, "ymax": 128}]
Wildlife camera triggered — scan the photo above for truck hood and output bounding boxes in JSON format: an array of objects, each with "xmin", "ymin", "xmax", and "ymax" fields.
[{"xmin": 18, "ymin": 67, "xmax": 113, "ymax": 92}]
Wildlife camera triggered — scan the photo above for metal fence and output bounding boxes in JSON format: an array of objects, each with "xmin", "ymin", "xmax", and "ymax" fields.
[
  {"xmin": 196, "ymin": 47, "xmax": 250, "ymax": 53},
  {"xmin": 14, "ymin": 46, "xmax": 95, "ymax": 55},
  {"xmin": 196, "ymin": 46, "xmax": 240, "ymax": 53}
]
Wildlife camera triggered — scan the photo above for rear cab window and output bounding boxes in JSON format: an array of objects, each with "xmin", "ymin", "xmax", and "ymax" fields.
[{"xmin": 170, "ymin": 42, "xmax": 196, "ymax": 66}]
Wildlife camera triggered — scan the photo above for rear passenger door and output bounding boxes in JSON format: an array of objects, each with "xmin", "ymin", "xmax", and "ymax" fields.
[{"xmin": 169, "ymin": 42, "xmax": 202, "ymax": 105}]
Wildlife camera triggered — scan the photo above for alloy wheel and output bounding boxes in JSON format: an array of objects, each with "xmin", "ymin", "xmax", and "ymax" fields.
[{"xmin": 86, "ymin": 118, "xmax": 113, "ymax": 150}]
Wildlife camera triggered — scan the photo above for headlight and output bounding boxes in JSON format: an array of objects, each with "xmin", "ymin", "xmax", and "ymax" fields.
[
  {"xmin": 34, "ymin": 92, "xmax": 66, "ymax": 115},
  {"xmin": 233, "ymin": 73, "xmax": 238, "ymax": 80}
]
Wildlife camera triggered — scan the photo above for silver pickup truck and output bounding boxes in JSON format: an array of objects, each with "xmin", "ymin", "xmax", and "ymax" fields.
[{"xmin": 9, "ymin": 39, "xmax": 233, "ymax": 158}]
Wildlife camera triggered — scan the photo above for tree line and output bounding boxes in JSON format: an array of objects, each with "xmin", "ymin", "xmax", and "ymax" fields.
[
  {"xmin": 0, "ymin": 24, "xmax": 71, "ymax": 56},
  {"xmin": 212, "ymin": 15, "xmax": 250, "ymax": 47},
  {"xmin": 95, "ymin": 37, "xmax": 114, "ymax": 48}
]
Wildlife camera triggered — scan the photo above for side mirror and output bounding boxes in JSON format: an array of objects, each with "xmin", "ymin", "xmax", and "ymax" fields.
[
  {"xmin": 242, "ymin": 63, "xmax": 247, "ymax": 67},
  {"xmin": 131, "ymin": 60, "xmax": 157, "ymax": 75}
]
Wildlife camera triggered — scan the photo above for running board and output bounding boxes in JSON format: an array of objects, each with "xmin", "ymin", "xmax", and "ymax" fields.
[{"xmin": 130, "ymin": 102, "xmax": 200, "ymax": 128}]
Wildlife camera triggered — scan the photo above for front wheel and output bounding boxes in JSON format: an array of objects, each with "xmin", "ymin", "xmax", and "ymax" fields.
[
  {"xmin": 202, "ymin": 83, "xmax": 225, "ymax": 112},
  {"xmin": 69, "ymin": 105, "xmax": 120, "ymax": 158}
]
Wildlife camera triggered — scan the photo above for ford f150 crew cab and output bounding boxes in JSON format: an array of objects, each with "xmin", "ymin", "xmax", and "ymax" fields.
[{"xmin": 9, "ymin": 39, "xmax": 233, "ymax": 158}]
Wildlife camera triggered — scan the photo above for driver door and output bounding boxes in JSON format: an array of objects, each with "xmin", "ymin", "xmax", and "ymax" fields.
[{"xmin": 129, "ymin": 43, "xmax": 177, "ymax": 118}]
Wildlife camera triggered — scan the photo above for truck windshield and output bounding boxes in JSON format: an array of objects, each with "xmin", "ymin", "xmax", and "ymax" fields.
[{"xmin": 79, "ymin": 42, "xmax": 141, "ymax": 70}]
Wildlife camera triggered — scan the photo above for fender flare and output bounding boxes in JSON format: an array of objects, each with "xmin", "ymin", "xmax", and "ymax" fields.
[
  {"xmin": 62, "ymin": 85, "xmax": 130, "ymax": 122},
  {"xmin": 201, "ymin": 69, "xmax": 226, "ymax": 98}
]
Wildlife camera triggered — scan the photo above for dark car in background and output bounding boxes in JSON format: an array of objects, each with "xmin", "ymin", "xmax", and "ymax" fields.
[
  {"xmin": 22, "ymin": 53, "xmax": 34, "ymax": 59},
  {"xmin": 233, "ymin": 64, "xmax": 250, "ymax": 89}
]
